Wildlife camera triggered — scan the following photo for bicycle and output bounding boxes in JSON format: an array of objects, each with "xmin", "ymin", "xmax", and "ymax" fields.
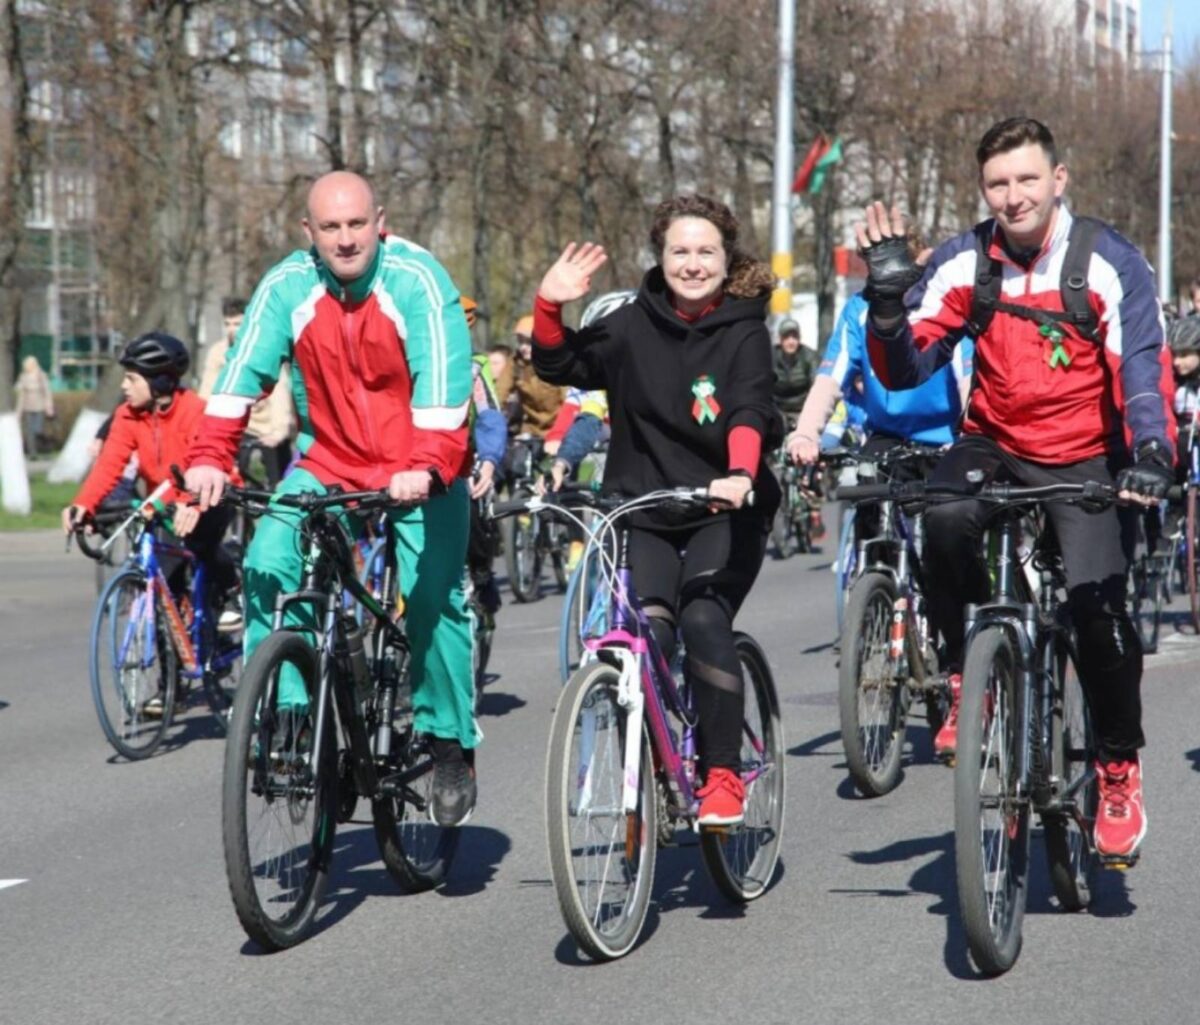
[
  {"xmin": 834, "ymin": 448, "xmax": 946, "ymax": 797},
  {"xmin": 855, "ymin": 476, "xmax": 1127, "ymax": 975},
  {"xmin": 502, "ymin": 435, "xmax": 570, "ymax": 602},
  {"xmin": 769, "ymin": 447, "xmax": 821, "ymax": 559},
  {"xmin": 71, "ymin": 484, "xmax": 243, "ymax": 760},
  {"xmin": 496, "ymin": 486, "xmax": 785, "ymax": 960},
  {"xmin": 220, "ymin": 485, "xmax": 460, "ymax": 951}
]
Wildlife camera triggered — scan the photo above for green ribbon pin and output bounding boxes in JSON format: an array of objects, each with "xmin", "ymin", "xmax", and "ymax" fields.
[{"xmin": 1040, "ymin": 323, "xmax": 1071, "ymax": 369}]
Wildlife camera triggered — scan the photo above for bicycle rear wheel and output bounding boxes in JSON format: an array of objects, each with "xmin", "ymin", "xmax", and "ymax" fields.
[
  {"xmin": 700, "ymin": 634, "xmax": 785, "ymax": 901},
  {"xmin": 89, "ymin": 570, "xmax": 177, "ymax": 760},
  {"xmin": 222, "ymin": 632, "xmax": 337, "ymax": 951},
  {"xmin": 1043, "ymin": 633, "xmax": 1097, "ymax": 911},
  {"xmin": 838, "ymin": 572, "xmax": 908, "ymax": 796},
  {"xmin": 373, "ymin": 734, "xmax": 461, "ymax": 893},
  {"xmin": 546, "ymin": 661, "xmax": 657, "ymax": 961},
  {"xmin": 954, "ymin": 626, "xmax": 1029, "ymax": 975}
]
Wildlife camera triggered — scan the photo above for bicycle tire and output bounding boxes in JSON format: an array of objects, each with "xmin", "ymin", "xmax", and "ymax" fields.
[
  {"xmin": 1042, "ymin": 633, "xmax": 1097, "ymax": 912},
  {"xmin": 771, "ymin": 502, "xmax": 792, "ymax": 560},
  {"xmin": 546, "ymin": 661, "xmax": 657, "ymax": 961},
  {"xmin": 373, "ymin": 736, "xmax": 461, "ymax": 893},
  {"xmin": 834, "ymin": 505, "xmax": 858, "ymax": 633},
  {"xmin": 838, "ymin": 572, "xmax": 908, "ymax": 796},
  {"xmin": 222, "ymin": 632, "xmax": 337, "ymax": 951},
  {"xmin": 700, "ymin": 634, "xmax": 785, "ymax": 901},
  {"xmin": 954, "ymin": 625, "xmax": 1029, "ymax": 975},
  {"xmin": 1188, "ymin": 488, "xmax": 1200, "ymax": 633},
  {"xmin": 506, "ymin": 491, "xmax": 543, "ymax": 603},
  {"xmin": 89, "ymin": 569, "xmax": 177, "ymax": 760},
  {"xmin": 549, "ymin": 522, "xmax": 570, "ymax": 591}
]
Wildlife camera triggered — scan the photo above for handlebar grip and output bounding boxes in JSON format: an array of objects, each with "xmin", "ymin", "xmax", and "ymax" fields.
[
  {"xmin": 73, "ymin": 525, "xmax": 107, "ymax": 562},
  {"xmin": 835, "ymin": 483, "xmax": 895, "ymax": 503}
]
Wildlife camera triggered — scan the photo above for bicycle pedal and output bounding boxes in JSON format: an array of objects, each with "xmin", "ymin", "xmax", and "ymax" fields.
[{"xmin": 1099, "ymin": 852, "xmax": 1140, "ymax": 870}]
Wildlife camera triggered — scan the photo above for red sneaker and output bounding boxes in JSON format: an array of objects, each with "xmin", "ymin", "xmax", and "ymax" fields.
[
  {"xmin": 1094, "ymin": 757, "xmax": 1147, "ymax": 860},
  {"xmin": 697, "ymin": 767, "xmax": 745, "ymax": 827},
  {"xmin": 934, "ymin": 673, "xmax": 962, "ymax": 761}
]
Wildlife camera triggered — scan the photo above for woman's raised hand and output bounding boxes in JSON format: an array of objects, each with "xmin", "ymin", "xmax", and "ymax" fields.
[{"xmin": 537, "ymin": 242, "xmax": 608, "ymax": 305}]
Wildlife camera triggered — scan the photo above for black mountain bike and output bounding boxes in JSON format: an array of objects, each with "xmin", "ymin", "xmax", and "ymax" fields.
[{"xmin": 221, "ymin": 486, "xmax": 459, "ymax": 951}]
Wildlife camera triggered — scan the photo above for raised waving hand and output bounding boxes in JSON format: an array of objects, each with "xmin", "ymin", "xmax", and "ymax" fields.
[{"xmin": 537, "ymin": 242, "xmax": 608, "ymax": 305}]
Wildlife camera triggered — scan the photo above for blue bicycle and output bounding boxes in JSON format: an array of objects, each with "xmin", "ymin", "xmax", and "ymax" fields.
[{"xmin": 73, "ymin": 492, "xmax": 242, "ymax": 760}]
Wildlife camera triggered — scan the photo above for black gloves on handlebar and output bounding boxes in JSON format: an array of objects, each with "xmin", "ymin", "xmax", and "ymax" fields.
[
  {"xmin": 1115, "ymin": 440, "xmax": 1174, "ymax": 500},
  {"xmin": 862, "ymin": 236, "xmax": 923, "ymax": 323}
]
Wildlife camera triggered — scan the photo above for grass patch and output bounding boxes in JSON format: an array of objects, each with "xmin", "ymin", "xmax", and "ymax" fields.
[{"xmin": 0, "ymin": 471, "xmax": 79, "ymax": 531}]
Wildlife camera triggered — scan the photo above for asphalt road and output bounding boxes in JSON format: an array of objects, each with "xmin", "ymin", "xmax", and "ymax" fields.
[{"xmin": 3, "ymin": 525, "xmax": 1199, "ymax": 1024}]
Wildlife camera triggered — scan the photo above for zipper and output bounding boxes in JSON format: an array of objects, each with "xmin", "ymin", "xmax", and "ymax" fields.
[{"xmin": 341, "ymin": 303, "xmax": 383, "ymax": 464}]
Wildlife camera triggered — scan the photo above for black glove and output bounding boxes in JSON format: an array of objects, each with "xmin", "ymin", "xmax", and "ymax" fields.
[
  {"xmin": 1115, "ymin": 440, "xmax": 1173, "ymax": 500},
  {"xmin": 861, "ymin": 236, "xmax": 923, "ymax": 322}
]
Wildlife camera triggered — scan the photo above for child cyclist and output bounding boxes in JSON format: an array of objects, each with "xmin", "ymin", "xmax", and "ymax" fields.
[{"xmin": 62, "ymin": 334, "xmax": 240, "ymax": 628}]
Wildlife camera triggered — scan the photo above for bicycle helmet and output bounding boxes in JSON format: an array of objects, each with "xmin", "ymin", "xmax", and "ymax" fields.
[
  {"xmin": 119, "ymin": 332, "xmax": 190, "ymax": 395},
  {"xmin": 1168, "ymin": 315, "xmax": 1200, "ymax": 355},
  {"xmin": 580, "ymin": 289, "xmax": 637, "ymax": 329}
]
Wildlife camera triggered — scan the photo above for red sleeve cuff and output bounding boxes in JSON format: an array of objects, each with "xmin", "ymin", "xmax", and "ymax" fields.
[
  {"xmin": 727, "ymin": 425, "xmax": 762, "ymax": 477},
  {"xmin": 533, "ymin": 293, "xmax": 565, "ymax": 348}
]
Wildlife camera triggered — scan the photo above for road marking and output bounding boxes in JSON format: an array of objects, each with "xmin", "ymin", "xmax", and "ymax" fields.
[{"xmin": 0, "ymin": 880, "xmax": 28, "ymax": 892}]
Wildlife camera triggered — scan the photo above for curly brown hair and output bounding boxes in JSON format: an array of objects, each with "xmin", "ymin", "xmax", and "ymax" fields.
[{"xmin": 649, "ymin": 194, "xmax": 774, "ymax": 299}]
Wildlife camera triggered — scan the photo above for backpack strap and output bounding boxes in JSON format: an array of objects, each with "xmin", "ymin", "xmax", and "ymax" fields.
[
  {"xmin": 965, "ymin": 222, "xmax": 1002, "ymax": 339},
  {"xmin": 968, "ymin": 215, "xmax": 1103, "ymax": 343},
  {"xmin": 1058, "ymin": 215, "xmax": 1102, "ymax": 342}
]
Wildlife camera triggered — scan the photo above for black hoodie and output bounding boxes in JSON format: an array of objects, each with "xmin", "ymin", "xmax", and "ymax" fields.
[{"xmin": 534, "ymin": 266, "xmax": 782, "ymax": 525}]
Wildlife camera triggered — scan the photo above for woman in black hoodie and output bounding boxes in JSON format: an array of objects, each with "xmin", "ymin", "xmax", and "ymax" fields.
[{"xmin": 532, "ymin": 194, "xmax": 782, "ymax": 826}]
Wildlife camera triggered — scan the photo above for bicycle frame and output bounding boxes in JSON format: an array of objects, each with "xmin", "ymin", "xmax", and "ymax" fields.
[
  {"xmin": 118, "ymin": 524, "xmax": 238, "ymax": 684},
  {"xmin": 585, "ymin": 528, "xmax": 768, "ymax": 821},
  {"xmin": 962, "ymin": 508, "xmax": 1083, "ymax": 818},
  {"xmin": 267, "ymin": 507, "xmax": 428, "ymax": 808}
]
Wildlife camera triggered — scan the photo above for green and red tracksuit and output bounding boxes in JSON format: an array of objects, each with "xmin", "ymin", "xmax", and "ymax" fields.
[{"xmin": 188, "ymin": 235, "xmax": 478, "ymax": 747}]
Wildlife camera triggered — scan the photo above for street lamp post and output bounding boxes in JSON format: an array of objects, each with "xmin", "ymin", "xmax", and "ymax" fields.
[
  {"xmin": 770, "ymin": 0, "xmax": 795, "ymax": 318},
  {"xmin": 1158, "ymin": 29, "xmax": 1173, "ymax": 305}
]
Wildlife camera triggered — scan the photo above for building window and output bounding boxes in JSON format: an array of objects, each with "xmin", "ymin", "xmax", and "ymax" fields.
[
  {"xmin": 283, "ymin": 110, "xmax": 317, "ymax": 159},
  {"xmin": 248, "ymin": 100, "xmax": 278, "ymax": 154},
  {"xmin": 249, "ymin": 18, "xmax": 280, "ymax": 69},
  {"xmin": 219, "ymin": 114, "xmax": 243, "ymax": 158}
]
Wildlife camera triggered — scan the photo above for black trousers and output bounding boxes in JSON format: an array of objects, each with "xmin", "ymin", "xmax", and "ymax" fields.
[
  {"xmin": 630, "ymin": 512, "xmax": 767, "ymax": 769},
  {"xmin": 161, "ymin": 504, "xmax": 239, "ymax": 600},
  {"xmin": 923, "ymin": 435, "xmax": 1144, "ymax": 759}
]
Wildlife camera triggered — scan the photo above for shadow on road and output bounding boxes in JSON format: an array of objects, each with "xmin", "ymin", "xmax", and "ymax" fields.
[
  {"xmin": 1186, "ymin": 747, "xmax": 1200, "ymax": 773},
  {"xmin": 839, "ymin": 827, "xmax": 1136, "ymax": 978},
  {"xmin": 476, "ymin": 688, "xmax": 527, "ymax": 718},
  {"xmin": 786, "ymin": 728, "xmax": 841, "ymax": 758},
  {"xmin": 239, "ymin": 823, "xmax": 512, "ymax": 955}
]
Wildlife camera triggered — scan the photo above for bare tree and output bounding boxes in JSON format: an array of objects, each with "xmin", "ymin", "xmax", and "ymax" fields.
[{"xmin": 0, "ymin": 0, "xmax": 32, "ymax": 414}]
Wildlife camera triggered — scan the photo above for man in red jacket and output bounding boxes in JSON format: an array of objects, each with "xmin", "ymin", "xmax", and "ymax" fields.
[{"xmin": 62, "ymin": 333, "xmax": 238, "ymax": 603}]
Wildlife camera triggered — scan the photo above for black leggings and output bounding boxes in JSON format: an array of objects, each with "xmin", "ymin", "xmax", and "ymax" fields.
[
  {"xmin": 629, "ymin": 513, "xmax": 767, "ymax": 769},
  {"xmin": 923, "ymin": 435, "xmax": 1143, "ymax": 759},
  {"xmin": 161, "ymin": 504, "xmax": 238, "ymax": 600}
]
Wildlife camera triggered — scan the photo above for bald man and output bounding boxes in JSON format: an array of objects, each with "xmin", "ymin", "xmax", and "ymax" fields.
[{"xmin": 185, "ymin": 171, "xmax": 479, "ymax": 826}]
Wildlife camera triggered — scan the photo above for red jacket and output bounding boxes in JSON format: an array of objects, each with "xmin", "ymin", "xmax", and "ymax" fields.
[{"xmin": 74, "ymin": 391, "xmax": 207, "ymax": 514}]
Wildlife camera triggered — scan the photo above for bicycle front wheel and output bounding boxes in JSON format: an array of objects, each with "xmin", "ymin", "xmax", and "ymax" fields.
[
  {"xmin": 1043, "ymin": 634, "xmax": 1097, "ymax": 911},
  {"xmin": 834, "ymin": 505, "xmax": 858, "ymax": 633},
  {"xmin": 700, "ymin": 634, "xmax": 785, "ymax": 901},
  {"xmin": 506, "ymin": 492, "xmax": 543, "ymax": 603},
  {"xmin": 546, "ymin": 661, "xmax": 657, "ymax": 961},
  {"xmin": 954, "ymin": 626, "xmax": 1029, "ymax": 975},
  {"xmin": 373, "ymin": 735, "xmax": 461, "ymax": 893},
  {"xmin": 222, "ymin": 632, "xmax": 337, "ymax": 951},
  {"xmin": 89, "ymin": 570, "xmax": 177, "ymax": 760},
  {"xmin": 839, "ymin": 572, "xmax": 909, "ymax": 795}
]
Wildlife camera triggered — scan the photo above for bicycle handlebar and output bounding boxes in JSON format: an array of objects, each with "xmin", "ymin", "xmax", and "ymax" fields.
[
  {"xmin": 489, "ymin": 484, "xmax": 753, "ymax": 520},
  {"xmin": 835, "ymin": 479, "xmax": 1182, "ymax": 507}
]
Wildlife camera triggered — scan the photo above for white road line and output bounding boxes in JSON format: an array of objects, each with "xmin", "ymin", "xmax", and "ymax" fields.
[{"xmin": 0, "ymin": 880, "xmax": 28, "ymax": 891}]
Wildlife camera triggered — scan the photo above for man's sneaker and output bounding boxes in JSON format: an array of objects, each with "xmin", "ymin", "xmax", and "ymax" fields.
[
  {"xmin": 430, "ymin": 738, "xmax": 477, "ymax": 827},
  {"xmin": 934, "ymin": 672, "xmax": 963, "ymax": 761},
  {"xmin": 1094, "ymin": 757, "xmax": 1147, "ymax": 862},
  {"xmin": 217, "ymin": 592, "xmax": 244, "ymax": 633},
  {"xmin": 696, "ymin": 767, "xmax": 745, "ymax": 827},
  {"xmin": 141, "ymin": 693, "xmax": 165, "ymax": 719}
]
